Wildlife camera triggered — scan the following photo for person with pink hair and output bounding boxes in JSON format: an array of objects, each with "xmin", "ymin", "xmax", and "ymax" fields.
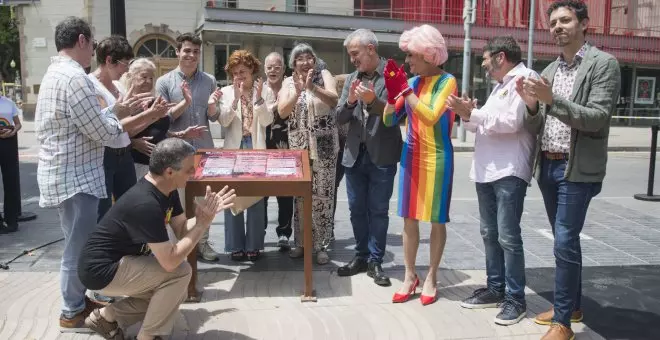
[{"xmin": 383, "ymin": 24, "xmax": 457, "ymax": 306}]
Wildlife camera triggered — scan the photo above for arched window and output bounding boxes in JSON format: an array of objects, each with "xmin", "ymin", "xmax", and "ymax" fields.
[{"xmin": 134, "ymin": 36, "xmax": 177, "ymax": 59}]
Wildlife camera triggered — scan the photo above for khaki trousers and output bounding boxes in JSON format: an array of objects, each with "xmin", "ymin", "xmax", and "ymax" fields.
[{"xmin": 99, "ymin": 255, "xmax": 191, "ymax": 337}]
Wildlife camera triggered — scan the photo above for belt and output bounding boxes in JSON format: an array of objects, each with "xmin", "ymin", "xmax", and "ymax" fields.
[
  {"xmin": 542, "ymin": 151, "xmax": 568, "ymax": 160},
  {"xmin": 106, "ymin": 146, "xmax": 131, "ymax": 156}
]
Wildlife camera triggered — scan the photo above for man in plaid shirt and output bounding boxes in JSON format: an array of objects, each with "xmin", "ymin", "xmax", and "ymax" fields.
[{"xmin": 35, "ymin": 17, "xmax": 148, "ymax": 333}]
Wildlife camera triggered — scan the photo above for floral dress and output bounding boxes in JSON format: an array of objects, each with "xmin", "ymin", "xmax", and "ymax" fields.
[{"xmin": 287, "ymin": 74, "xmax": 339, "ymax": 251}]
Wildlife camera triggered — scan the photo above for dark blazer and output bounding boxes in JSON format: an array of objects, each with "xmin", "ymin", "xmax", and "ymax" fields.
[{"xmin": 335, "ymin": 58, "xmax": 403, "ymax": 168}]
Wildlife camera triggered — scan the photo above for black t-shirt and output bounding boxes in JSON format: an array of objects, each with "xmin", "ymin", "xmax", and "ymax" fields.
[
  {"xmin": 78, "ymin": 178, "xmax": 183, "ymax": 290},
  {"xmin": 132, "ymin": 116, "xmax": 171, "ymax": 165}
]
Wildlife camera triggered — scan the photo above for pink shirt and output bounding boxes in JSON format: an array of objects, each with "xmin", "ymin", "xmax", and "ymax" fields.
[{"xmin": 464, "ymin": 63, "xmax": 538, "ymax": 183}]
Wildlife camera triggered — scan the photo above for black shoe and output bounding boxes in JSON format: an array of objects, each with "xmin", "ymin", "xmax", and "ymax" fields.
[
  {"xmin": 337, "ymin": 256, "xmax": 367, "ymax": 277},
  {"xmin": 460, "ymin": 287, "xmax": 504, "ymax": 309},
  {"xmin": 494, "ymin": 299, "xmax": 527, "ymax": 326},
  {"xmin": 0, "ymin": 222, "xmax": 17, "ymax": 234},
  {"xmin": 367, "ymin": 262, "xmax": 391, "ymax": 287}
]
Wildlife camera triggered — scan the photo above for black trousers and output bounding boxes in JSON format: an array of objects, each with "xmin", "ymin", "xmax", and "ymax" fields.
[
  {"xmin": 265, "ymin": 124, "xmax": 294, "ymax": 238},
  {"xmin": 0, "ymin": 135, "xmax": 20, "ymax": 226}
]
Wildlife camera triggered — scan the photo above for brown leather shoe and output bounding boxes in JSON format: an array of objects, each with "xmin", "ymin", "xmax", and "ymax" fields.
[
  {"xmin": 60, "ymin": 311, "xmax": 94, "ymax": 333},
  {"xmin": 535, "ymin": 308, "xmax": 583, "ymax": 325},
  {"xmin": 541, "ymin": 323, "xmax": 575, "ymax": 340}
]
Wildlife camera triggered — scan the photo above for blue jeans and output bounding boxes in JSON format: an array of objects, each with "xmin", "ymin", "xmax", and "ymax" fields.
[
  {"xmin": 224, "ymin": 135, "xmax": 266, "ymax": 252},
  {"xmin": 538, "ymin": 158, "xmax": 601, "ymax": 327},
  {"xmin": 345, "ymin": 147, "xmax": 397, "ymax": 263},
  {"xmin": 475, "ymin": 176, "xmax": 528, "ymax": 304},
  {"xmin": 98, "ymin": 147, "xmax": 137, "ymax": 221},
  {"xmin": 58, "ymin": 193, "xmax": 100, "ymax": 318}
]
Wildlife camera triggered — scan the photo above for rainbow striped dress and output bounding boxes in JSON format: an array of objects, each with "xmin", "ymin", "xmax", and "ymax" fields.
[{"xmin": 383, "ymin": 73, "xmax": 457, "ymax": 223}]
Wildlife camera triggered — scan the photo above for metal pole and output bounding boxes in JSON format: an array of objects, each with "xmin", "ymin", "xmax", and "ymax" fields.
[
  {"xmin": 634, "ymin": 125, "xmax": 660, "ymax": 201},
  {"xmin": 629, "ymin": 65, "xmax": 637, "ymax": 126},
  {"xmin": 527, "ymin": 0, "xmax": 536, "ymax": 68},
  {"xmin": 459, "ymin": 0, "xmax": 475, "ymax": 143}
]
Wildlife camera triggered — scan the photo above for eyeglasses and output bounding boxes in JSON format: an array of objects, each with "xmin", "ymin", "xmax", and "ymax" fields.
[{"xmin": 116, "ymin": 60, "xmax": 130, "ymax": 66}]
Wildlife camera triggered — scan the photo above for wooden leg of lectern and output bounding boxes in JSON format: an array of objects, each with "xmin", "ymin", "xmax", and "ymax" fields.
[
  {"xmin": 301, "ymin": 193, "xmax": 316, "ymax": 302},
  {"xmin": 184, "ymin": 188, "xmax": 201, "ymax": 303},
  {"xmin": 186, "ymin": 247, "xmax": 201, "ymax": 302}
]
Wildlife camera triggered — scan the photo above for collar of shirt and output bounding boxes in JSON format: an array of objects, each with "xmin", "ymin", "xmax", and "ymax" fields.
[
  {"xmin": 557, "ymin": 42, "xmax": 589, "ymax": 68},
  {"xmin": 176, "ymin": 66, "xmax": 200, "ymax": 82},
  {"xmin": 357, "ymin": 57, "xmax": 386, "ymax": 80},
  {"xmin": 50, "ymin": 55, "xmax": 85, "ymax": 71},
  {"xmin": 501, "ymin": 62, "xmax": 532, "ymax": 84}
]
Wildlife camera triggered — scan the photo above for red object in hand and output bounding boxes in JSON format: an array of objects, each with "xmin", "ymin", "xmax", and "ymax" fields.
[{"xmin": 384, "ymin": 59, "xmax": 409, "ymax": 104}]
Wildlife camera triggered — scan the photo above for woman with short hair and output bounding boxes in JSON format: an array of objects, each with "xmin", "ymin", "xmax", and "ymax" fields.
[
  {"xmin": 218, "ymin": 49, "xmax": 274, "ymax": 261},
  {"xmin": 278, "ymin": 43, "xmax": 339, "ymax": 265}
]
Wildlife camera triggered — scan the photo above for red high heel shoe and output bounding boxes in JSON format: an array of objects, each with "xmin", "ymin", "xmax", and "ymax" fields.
[
  {"xmin": 392, "ymin": 276, "xmax": 420, "ymax": 303},
  {"xmin": 420, "ymin": 287, "xmax": 438, "ymax": 306}
]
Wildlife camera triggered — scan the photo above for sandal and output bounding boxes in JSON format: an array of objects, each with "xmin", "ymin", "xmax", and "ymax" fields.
[
  {"xmin": 230, "ymin": 251, "xmax": 245, "ymax": 261},
  {"xmin": 246, "ymin": 251, "xmax": 261, "ymax": 261},
  {"xmin": 84, "ymin": 308, "xmax": 123, "ymax": 339}
]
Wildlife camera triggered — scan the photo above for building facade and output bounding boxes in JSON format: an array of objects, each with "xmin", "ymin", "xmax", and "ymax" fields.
[{"xmin": 4, "ymin": 0, "xmax": 660, "ymax": 124}]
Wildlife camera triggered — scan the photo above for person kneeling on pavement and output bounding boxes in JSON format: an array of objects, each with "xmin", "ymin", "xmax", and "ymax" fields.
[{"xmin": 77, "ymin": 138, "xmax": 236, "ymax": 340}]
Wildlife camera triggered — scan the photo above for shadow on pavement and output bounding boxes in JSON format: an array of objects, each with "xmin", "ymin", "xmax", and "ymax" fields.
[{"xmin": 526, "ymin": 265, "xmax": 660, "ymax": 340}]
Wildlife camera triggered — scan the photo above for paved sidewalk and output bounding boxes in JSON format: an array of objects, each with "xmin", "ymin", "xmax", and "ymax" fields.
[{"xmin": 0, "ymin": 270, "xmax": 605, "ymax": 340}]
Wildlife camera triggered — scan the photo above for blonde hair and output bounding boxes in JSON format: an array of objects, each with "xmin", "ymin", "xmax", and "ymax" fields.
[{"xmin": 119, "ymin": 57, "xmax": 157, "ymax": 94}]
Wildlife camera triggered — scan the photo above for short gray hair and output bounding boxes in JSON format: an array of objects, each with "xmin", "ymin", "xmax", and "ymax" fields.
[
  {"xmin": 265, "ymin": 52, "xmax": 284, "ymax": 67},
  {"xmin": 149, "ymin": 138, "xmax": 196, "ymax": 175},
  {"xmin": 343, "ymin": 29, "xmax": 379, "ymax": 49},
  {"xmin": 288, "ymin": 43, "xmax": 317, "ymax": 69}
]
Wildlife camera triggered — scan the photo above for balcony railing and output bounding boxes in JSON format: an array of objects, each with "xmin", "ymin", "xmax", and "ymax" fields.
[{"xmin": 202, "ymin": 0, "xmax": 660, "ymax": 38}]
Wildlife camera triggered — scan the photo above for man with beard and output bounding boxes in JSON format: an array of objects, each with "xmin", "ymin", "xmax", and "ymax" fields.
[
  {"xmin": 447, "ymin": 36, "xmax": 538, "ymax": 326},
  {"xmin": 516, "ymin": 1, "xmax": 621, "ymax": 339},
  {"xmin": 156, "ymin": 33, "xmax": 223, "ymax": 262},
  {"xmin": 335, "ymin": 29, "xmax": 402, "ymax": 287},
  {"xmin": 262, "ymin": 51, "xmax": 294, "ymax": 251}
]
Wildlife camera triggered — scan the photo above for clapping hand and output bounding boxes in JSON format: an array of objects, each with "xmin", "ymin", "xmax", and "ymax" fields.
[
  {"xmin": 347, "ymin": 79, "xmax": 360, "ymax": 104},
  {"xmin": 304, "ymin": 69, "xmax": 314, "ymax": 91},
  {"xmin": 115, "ymin": 85, "xmax": 153, "ymax": 119},
  {"xmin": 293, "ymin": 72, "xmax": 305, "ymax": 95},
  {"xmin": 195, "ymin": 185, "xmax": 236, "ymax": 227},
  {"xmin": 356, "ymin": 80, "xmax": 376, "ymax": 105},
  {"xmin": 447, "ymin": 94, "xmax": 478, "ymax": 121},
  {"xmin": 516, "ymin": 77, "xmax": 539, "ymax": 112},
  {"xmin": 148, "ymin": 95, "xmax": 171, "ymax": 118},
  {"xmin": 180, "ymin": 81, "xmax": 193, "ymax": 105},
  {"xmin": 255, "ymin": 77, "xmax": 264, "ymax": 99},
  {"xmin": 179, "ymin": 125, "xmax": 208, "ymax": 139},
  {"xmin": 383, "ymin": 59, "xmax": 409, "ymax": 104},
  {"xmin": 208, "ymin": 88, "xmax": 222, "ymax": 107}
]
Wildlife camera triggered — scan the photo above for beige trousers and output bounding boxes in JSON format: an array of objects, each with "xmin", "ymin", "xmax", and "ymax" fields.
[{"xmin": 99, "ymin": 256, "xmax": 191, "ymax": 337}]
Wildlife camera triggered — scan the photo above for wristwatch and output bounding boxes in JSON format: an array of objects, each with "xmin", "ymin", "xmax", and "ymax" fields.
[{"xmin": 254, "ymin": 97, "xmax": 264, "ymax": 106}]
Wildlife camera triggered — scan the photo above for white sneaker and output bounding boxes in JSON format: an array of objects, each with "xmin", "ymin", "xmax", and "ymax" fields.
[
  {"xmin": 198, "ymin": 241, "xmax": 220, "ymax": 261},
  {"xmin": 277, "ymin": 236, "xmax": 290, "ymax": 249}
]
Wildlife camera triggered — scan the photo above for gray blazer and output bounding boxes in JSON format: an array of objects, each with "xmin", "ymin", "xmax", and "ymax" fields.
[
  {"xmin": 336, "ymin": 58, "xmax": 403, "ymax": 168},
  {"xmin": 524, "ymin": 44, "xmax": 621, "ymax": 183}
]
